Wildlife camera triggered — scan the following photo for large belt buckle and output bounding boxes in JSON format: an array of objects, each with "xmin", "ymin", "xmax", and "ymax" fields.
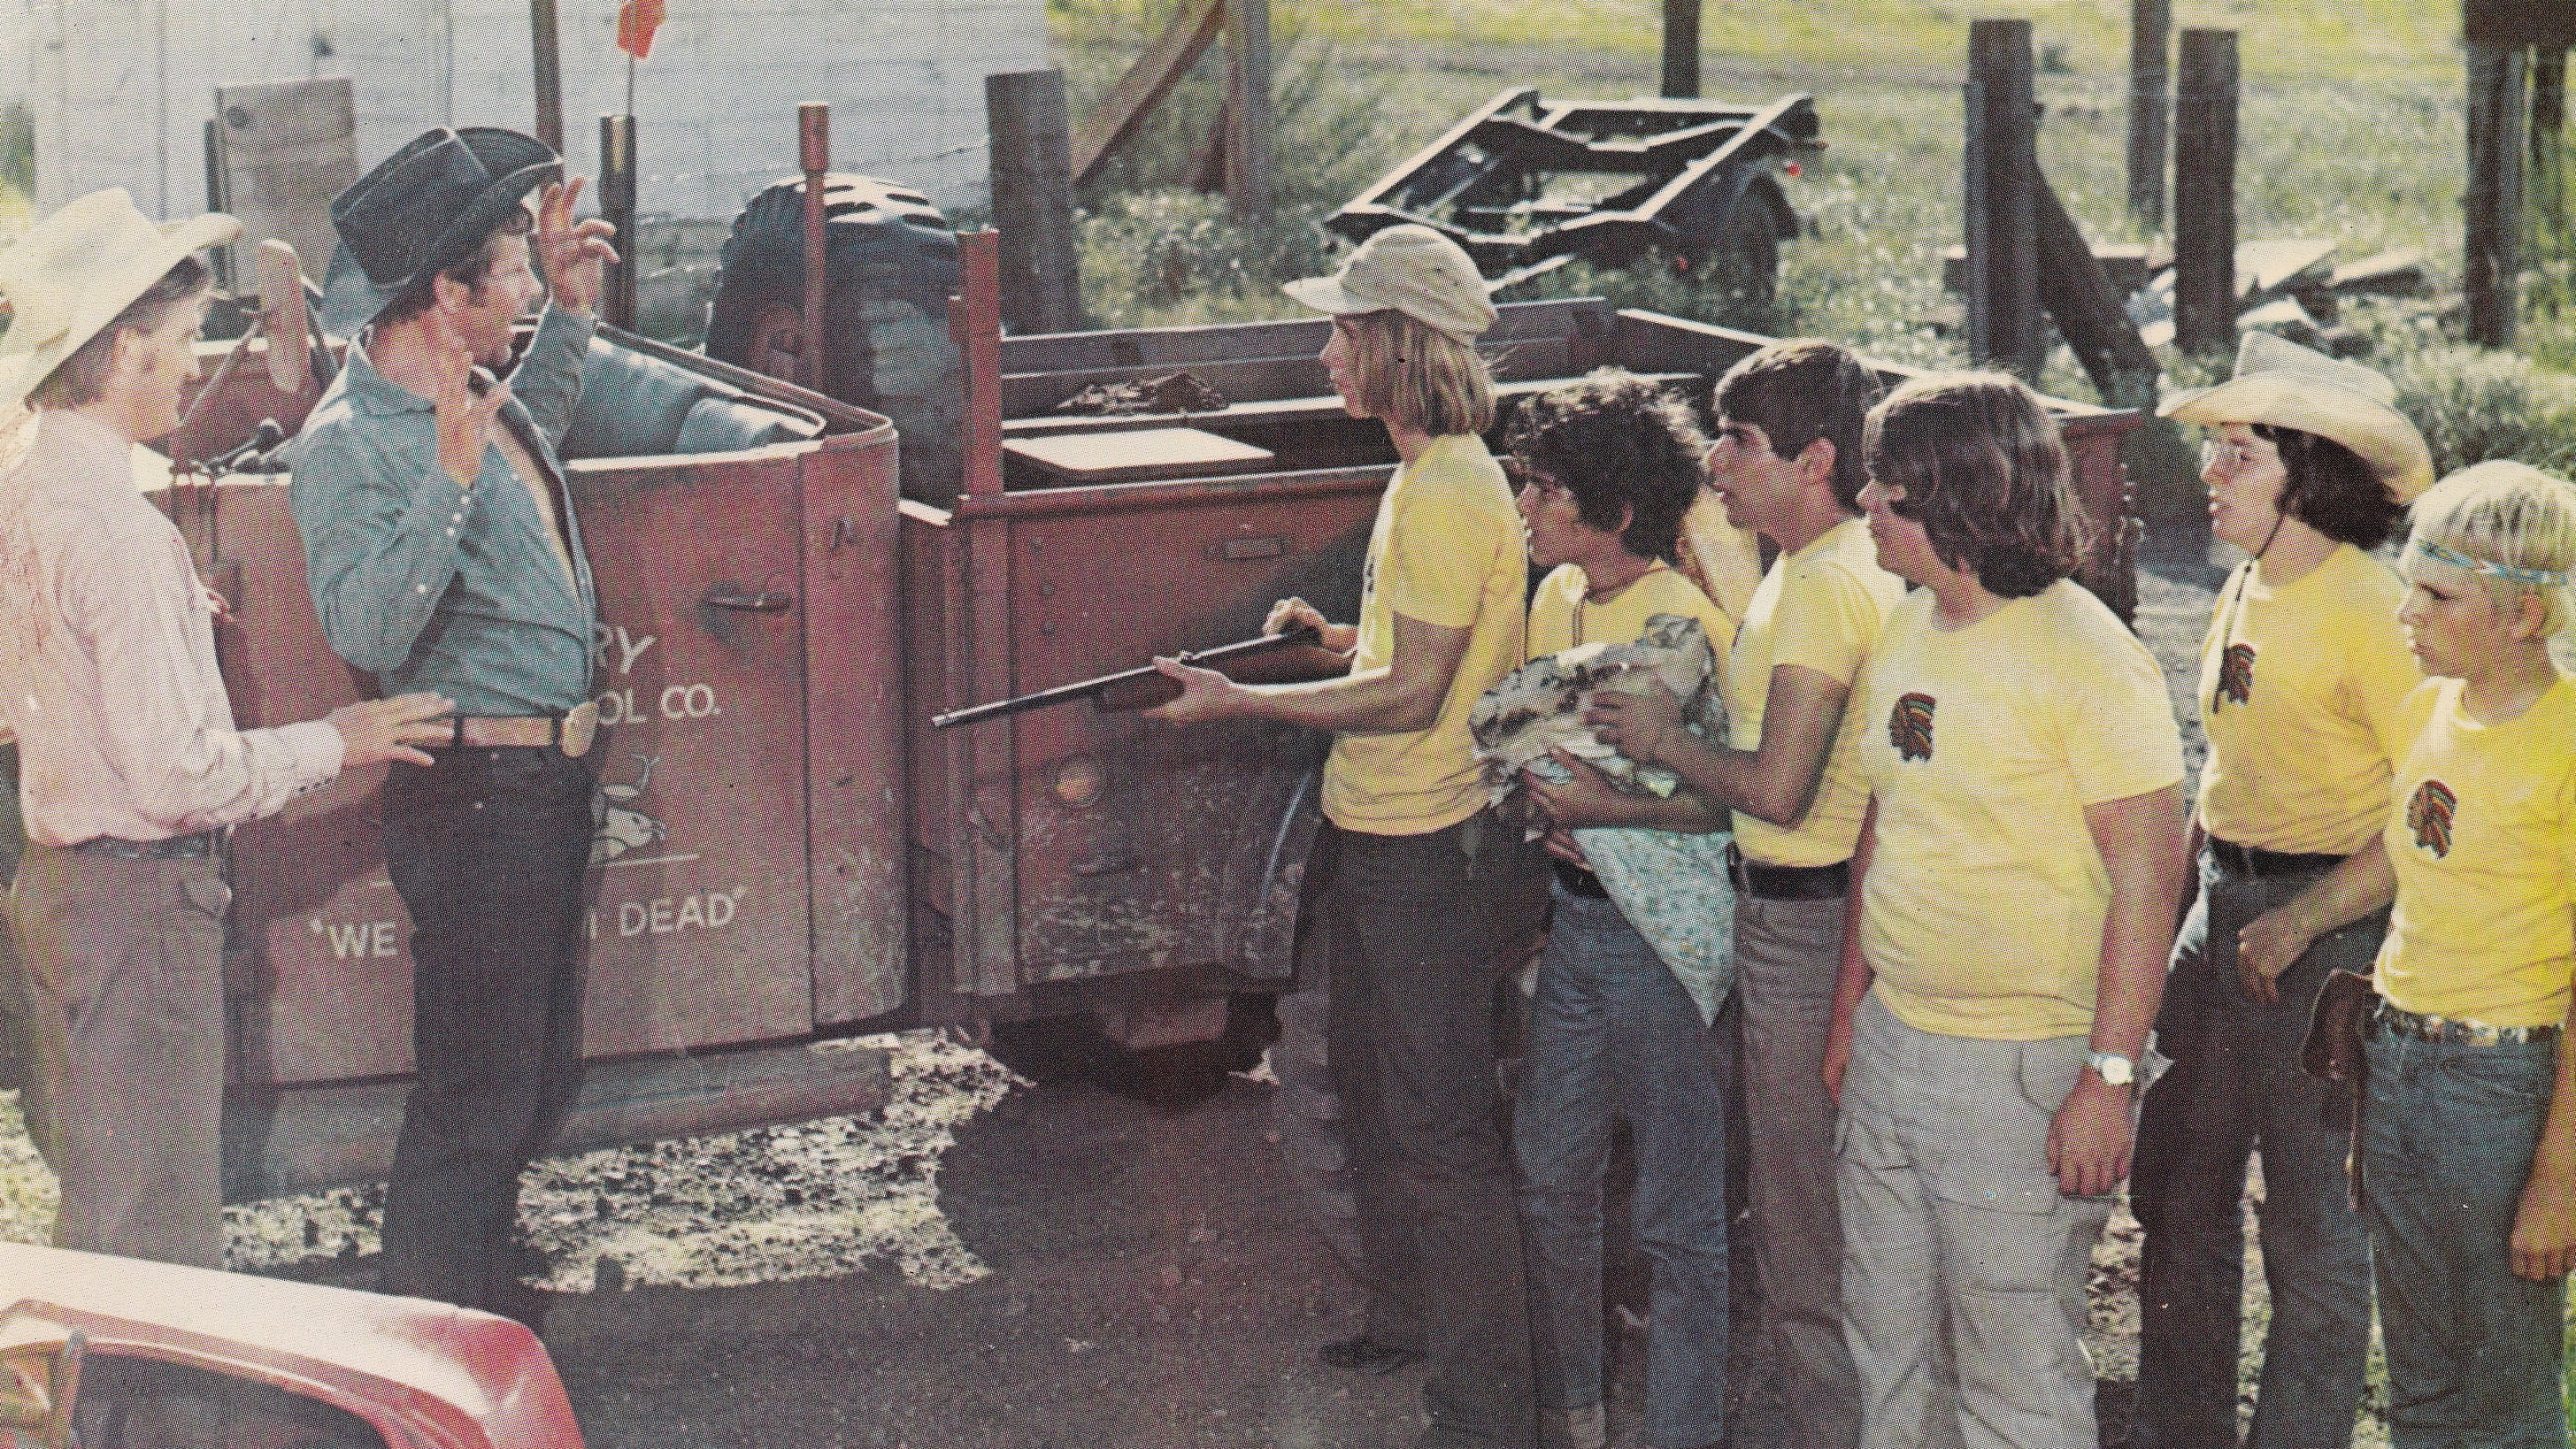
[{"xmin": 560, "ymin": 699, "xmax": 601, "ymax": 758}]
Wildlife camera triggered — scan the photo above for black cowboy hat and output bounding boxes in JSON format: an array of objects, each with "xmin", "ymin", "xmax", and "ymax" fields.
[{"xmin": 317, "ymin": 126, "xmax": 561, "ymax": 335}]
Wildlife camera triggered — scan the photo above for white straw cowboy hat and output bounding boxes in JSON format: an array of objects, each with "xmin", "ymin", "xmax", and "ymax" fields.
[
  {"xmin": 0, "ymin": 188, "xmax": 240, "ymax": 414},
  {"xmin": 2159, "ymin": 331, "xmax": 2434, "ymax": 502},
  {"xmin": 1285, "ymin": 223, "xmax": 1498, "ymax": 343}
]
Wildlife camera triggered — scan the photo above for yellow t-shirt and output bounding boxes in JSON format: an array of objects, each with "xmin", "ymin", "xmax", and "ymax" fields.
[
  {"xmin": 1853, "ymin": 580, "xmax": 2187, "ymax": 1040},
  {"xmin": 2196, "ymin": 545, "xmax": 2418, "ymax": 855},
  {"xmin": 1722, "ymin": 518, "xmax": 1908, "ymax": 866},
  {"xmin": 2375, "ymin": 675, "xmax": 2576, "ymax": 1028},
  {"xmin": 1322, "ymin": 434, "xmax": 1530, "ymax": 835},
  {"xmin": 1526, "ymin": 562, "xmax": 1736, "ymax": 666}
]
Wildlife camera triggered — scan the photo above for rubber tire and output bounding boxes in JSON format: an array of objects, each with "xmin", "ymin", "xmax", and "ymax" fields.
[
  {"xmin": 703, "ymin": 173, "xmax": 965, "ymax": 502},
  {"xmin": 1693, "ymin": 179, "xmax": 1787, "ymax": 318},
  {"xmin": 1267, "ymin": 984, "xmax": 1365, "ymax": 1277}
]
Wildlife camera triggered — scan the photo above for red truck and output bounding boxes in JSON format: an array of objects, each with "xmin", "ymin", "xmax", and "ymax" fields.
[{"xmin": 1, "ymin": 229, "xmax": 2143, "ymax": 1204}]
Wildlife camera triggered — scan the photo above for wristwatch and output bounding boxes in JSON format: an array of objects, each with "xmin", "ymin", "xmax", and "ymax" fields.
[{"xmin": 2087, "ymin": 1050, "xmax": 2138, "ymax": 1087}]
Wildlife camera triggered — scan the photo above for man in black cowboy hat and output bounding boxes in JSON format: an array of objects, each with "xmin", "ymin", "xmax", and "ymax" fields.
[{"xmin": 287, "ymin": 126, "xmax": 617, "ymax": 1315}]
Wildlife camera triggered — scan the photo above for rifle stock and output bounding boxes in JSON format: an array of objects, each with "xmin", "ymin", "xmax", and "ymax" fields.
[{"xmin": 932, "ymin": 625, "xmax": 1342, "ymax": 729}]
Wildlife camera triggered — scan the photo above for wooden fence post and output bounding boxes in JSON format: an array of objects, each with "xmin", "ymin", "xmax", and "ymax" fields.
[
  {"xmin": 987, "ymin": 70, "xmax": 1086, "ymax": 334},
  {"xmin": 1224, "ymin": 0, "xmax": 1274, "ymax": 217},
  {"xmin": 1663, "ymin": 0, "xmax": 1703, "ymax": 99},
  {"xmin": 530, "ymin": 0, "xmax": 564, "ymax": 155},
  {"xmin": 2466, "ymin": 42, "xmax": 2527, "ymax": 349},
  {"xmin": 2126, "ymin": 0, "xmax": 2170, "ymax": 225},
  {"xmin": 2535, "ymin": 47, "xmax": 2567, "ymax": 234},
  {"xmin": 2172, "ymin": 28, "xmax": 2238, "ymax": 355},
  {"xmin": 599, "ymin": 113, "xmax": 639, "ymax": 332},
  {"xmin": 1965, "ymin": 19, "xmax": 2042, "ymax": 379}
]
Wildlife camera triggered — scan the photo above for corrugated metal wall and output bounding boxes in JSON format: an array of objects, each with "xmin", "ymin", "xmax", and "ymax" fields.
[{"xmin": 5, "ymin": 0, "xmax": 1050, "ymax": 219}]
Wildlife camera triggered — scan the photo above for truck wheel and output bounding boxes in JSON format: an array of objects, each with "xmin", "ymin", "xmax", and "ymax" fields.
[
  {"xmin": 1689, "ymin": 176, "xmax": 1788, "ymax": 315},
  {"xmin": 703, "ymin": 173, "xmax": 965, "ymax": 502},
  {"xmin": 1267, "ymin": 984, "xmax": 1365, "ymax": 1276},
  {"xmin": 985, "ymin": 994, "xmax": 1279, "ymax": 1108}
]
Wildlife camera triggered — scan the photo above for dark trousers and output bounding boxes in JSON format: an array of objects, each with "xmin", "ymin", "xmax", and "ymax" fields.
[
  {"xmin": 1320, "ymin": 815, "xmax": 1549, "ymax": 1449},
  {"xmin": 2130, "ymin": 853, "xmax": 2380, "ymax": 1449},
  {"xmin": 379, "ymin": 746, "xmax": 595, "ymax": 1308}
]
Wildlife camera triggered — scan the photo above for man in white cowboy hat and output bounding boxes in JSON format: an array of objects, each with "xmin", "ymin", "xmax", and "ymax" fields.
[
  {"xmin": 0, "ymin": 188, "xmax": 452, "ymax": 1269},
  {"xmin": 285, "ymin": 127, "xmax": 616, "ymax": 1315},
  {"xmin": 1149, "ymin": 224, "xmax": 1553, "ymax": 1449},
  {"xmin": 2128, "ymin": 330, "xmax": 2433, "ymax": 1449}
]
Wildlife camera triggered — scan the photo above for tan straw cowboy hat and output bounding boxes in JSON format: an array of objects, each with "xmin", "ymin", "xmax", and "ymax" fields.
[
  {"xmin": 0, "ymin": 188, "xmax": 241, "ymax": 414},
  {"xmin": 2159, "ymin": 331, "xmax": 2434, "ymax": 502}
]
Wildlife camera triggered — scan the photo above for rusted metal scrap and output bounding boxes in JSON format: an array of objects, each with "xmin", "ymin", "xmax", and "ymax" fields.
[{"xmin": 1052, "ymin": 371, "xmax": 1230, "ymax": 417}]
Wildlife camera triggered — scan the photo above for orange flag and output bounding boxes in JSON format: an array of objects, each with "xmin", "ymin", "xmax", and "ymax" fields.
[{"xmin": 616, "ymin": 0, "xmax": 665, "ymax": 60}]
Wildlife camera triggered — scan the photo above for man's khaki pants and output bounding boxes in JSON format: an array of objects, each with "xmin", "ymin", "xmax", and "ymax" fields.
[{"xmin": 10, "ymin": 843, "xmax": 229, "ymax": 1269}]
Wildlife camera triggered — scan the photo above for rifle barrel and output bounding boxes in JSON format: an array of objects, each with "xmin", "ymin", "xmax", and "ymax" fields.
[{"xmin": 931, "ymin": 625, "xmax": 1321, "ymax": 730}]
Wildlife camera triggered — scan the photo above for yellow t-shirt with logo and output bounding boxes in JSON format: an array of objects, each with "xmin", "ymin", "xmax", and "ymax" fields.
[
  {"xmin": 2196, "ymin": 545, "xmax": 2418, "ymax": 855},
  {"xmin": 1722, "ymin": 518, "xmax": 1908, "ymax": 866},
  {"xmin": 1526, "ymin": 562, "xmax": 1736, "ymax": 667},
  {"xmin": 1852, "ymin": 580, "xmax": 2186, "ymax": 1040},
  {"xmin": 1322, "ymin": 434, "xmax": 1530, "ymax": 835},
  {"xmin": 2375, "ymin": 675, "xmax": 2576, "ymax": 1028}
]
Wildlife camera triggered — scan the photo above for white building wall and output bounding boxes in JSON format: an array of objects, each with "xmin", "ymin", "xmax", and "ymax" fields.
[{"xmin": 10, "ymin": 0, "xmax": 1051, "ymax": 220}]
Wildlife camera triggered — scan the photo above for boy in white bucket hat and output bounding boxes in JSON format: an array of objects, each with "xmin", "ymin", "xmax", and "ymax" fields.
[
  {"xmin": 0, "ymin": 188, "xmax": 451, "ymax": 1268},
  {"xmin": 1148, "ymin": 224, "xmax": 1551, "ymax": 1449},
  {"xmin": 2128, "ymin": 330, "xmax": 2432, "ymax": 1449}
]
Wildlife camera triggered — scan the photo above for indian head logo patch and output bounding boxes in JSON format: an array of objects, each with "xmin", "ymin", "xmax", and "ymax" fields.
[
  {"xmin": 2214, "ymin": 643, "xmax": 2256, "ymax": 709},
  {"xmin": 2406, "ymin": 779, "xmax": 2457, "ymax": 858},
  {"xmin": 1888, "ymin": 692, "xmax": 1936, "ymax": 762}
]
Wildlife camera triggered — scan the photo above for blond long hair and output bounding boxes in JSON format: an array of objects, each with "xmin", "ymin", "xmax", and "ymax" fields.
[{"xmin": 1341, "ymin": 310, "xmax": 1495, "ymax": 439}]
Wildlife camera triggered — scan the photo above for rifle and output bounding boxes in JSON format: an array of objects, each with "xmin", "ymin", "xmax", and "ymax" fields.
[{"xmin": 932, "ymin": 625, "xmax": 1341, "ymax": 730}]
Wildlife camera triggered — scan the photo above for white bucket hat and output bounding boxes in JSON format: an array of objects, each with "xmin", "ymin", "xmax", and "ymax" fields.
[
  {"xmin": 1284, "ymin": 224, "xmax": 1497, "ymax": 344},
  {"xmin": 2159, "ymin": 331, "xmax": 2434, "ymax": 502},
  {"xmin": 0, "ymin": 189, "xmax": 240, "ymax": 415}
]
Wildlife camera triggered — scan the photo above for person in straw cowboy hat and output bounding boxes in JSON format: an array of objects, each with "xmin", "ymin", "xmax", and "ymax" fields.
[
  {"xmin": 285, "ymin": 126, "xmax": 616, "ymax": 1319},
  {"xmin": 1145, "ymin": 223, "xmax": 1551, "ymax": 1449},
  {"xmin": 0, "ymin": 188, "xmax": 452, "ymax": 1269},
  {"xmin": 2125, "ymin": 332, "xmax": 2434, "ymax": 1449}
]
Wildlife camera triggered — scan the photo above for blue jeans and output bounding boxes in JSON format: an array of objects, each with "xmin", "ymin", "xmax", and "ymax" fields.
[
  {"xmin": 1516, "ymin": 886, "xmax": 1729, "ymax": 1449},
  {"xmin": 2129, "ymin": 851, "xmax": 2380, "ymax": 1449},
  {"xmin": 2361, "ymin": 1028, "xmax": 2567, "ymax": 1449}
]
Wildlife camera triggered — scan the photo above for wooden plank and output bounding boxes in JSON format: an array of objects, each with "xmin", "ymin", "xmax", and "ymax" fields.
[
  {"xmin": 2173, "ymin": 28, "xmax": 2240, "ymax": 354},
  {"xmin": 2465, "ymin": 42, "xmax": 2526, "ymax": 349},
  {"xmin": 1004, "ymin": 427, "xmax": 1274, "ymax": 484},
  {"xmin": 2126, "ymin": 0, "xmax": 2172, "ymax": 224},
  {"xmin": 1965, "ymin": 19, "xmax": 2042, "ymax": 378},
  {"xmin": 530, "ymin": 0, "xmax": 565, "ymax": 153},
  {"xmin": 987, "ymin": 70, "xmax": 1086, "ymax": 334},
  {"xmin": 1223, "ymin": 0, "xmax": 1273, "ymax": 214},
  {"xmin": 2033, "ymin": 171, "xmax": 2158, "ymax": 407},
  {"xmin": 211, "ymin": 78, "xmax": 358, "ymax": 283},
  {"xmin": 1071, "ymin": 0, "xmax": 1226, "ymax": 186}
]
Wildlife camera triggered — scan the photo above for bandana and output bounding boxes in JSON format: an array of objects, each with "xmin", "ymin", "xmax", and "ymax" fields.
[{"xmin": 2412, "ymin": 537, "xmax": 2571, "ymax": 587}]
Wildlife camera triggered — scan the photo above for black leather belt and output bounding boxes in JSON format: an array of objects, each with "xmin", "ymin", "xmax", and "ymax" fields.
[
  {"xmin": 1552, "ymin": 857, "xmax": 1612, "ymax": 899},
  {"xmin": 68, "ymin": 830, "xmax": 220, "ymax": 860},
  {"xmin": 2207, "ymin": 837, "xmax": 2344, "ymax": 878},
  {"xmin": 1726, "ymin": 841, "xmax": 1849, "ymax": 901}
]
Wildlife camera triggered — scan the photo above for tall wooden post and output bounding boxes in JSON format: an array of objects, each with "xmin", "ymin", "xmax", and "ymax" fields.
[
  {"xmin": 1224, "ymin": 0, "xmax": 1274, "ymax": 217},
  {"xmin": 2172, "ymin": 28, "xmax": 2239, "ymax": 355},
  {"xmin": 1663, "ymin": 0, "xmax": 1703, "ymax": 99},
  {"xmin": 987, "ymin": 70, "xmax": 1086, "ymax": 334},
  {"xmin": 598, "ymin": 113, "xmax": 638, "ymax": 332},
  {"xmin": 2126, "ymin": 0, "xmax": 2170, "ymax": 225},
  {"xmin": 798, "ymin": 103, "xmax": 832, "ymax": 388},
  {"xmin": 529, "ymin": 0, "xmax": 564, "ymax": 154},
  {"xmin": 2533, "ymin": 48, "xmax": 2565, "ymax": 235},
  {"xmin": 2465, "ymin": 43, "xmax": 2527, "ymax": 349},
  {"xmin": 1965, "ymin": 19, "xmax": 2042, "ymax": 379}
]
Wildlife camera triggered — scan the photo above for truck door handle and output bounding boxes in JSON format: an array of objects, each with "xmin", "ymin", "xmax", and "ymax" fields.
[{"xmin": 703, "ymin": 586, "xmax": 795, "ymax": 612}]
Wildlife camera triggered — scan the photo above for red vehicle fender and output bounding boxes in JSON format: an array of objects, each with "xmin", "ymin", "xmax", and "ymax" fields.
[{"xmin": 0, "ymin": 1243, "xmax": 583, "ymax": 1449}]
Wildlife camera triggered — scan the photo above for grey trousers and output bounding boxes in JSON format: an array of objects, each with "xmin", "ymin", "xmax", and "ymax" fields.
[
  {"xmin": 1734, "ymin": 891, "xmax": 1865, "ymax": 1449},
  {"xmin": 9, "ymin": 843, "xmax": 229, "ymax": 1269},
  {"xmin": 1839, "ymin": 992, "xmax": 2111, "ymax": 1449}
]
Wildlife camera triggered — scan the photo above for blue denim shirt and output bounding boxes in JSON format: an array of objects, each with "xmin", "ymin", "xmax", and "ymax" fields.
[{"xmin": 287, "ymin": 307, "xmax": 599, "ymax": 716}]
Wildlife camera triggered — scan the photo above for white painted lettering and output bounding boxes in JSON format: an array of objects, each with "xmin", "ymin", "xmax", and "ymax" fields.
[
  {"xmin": 658, "ymin": 683, "xmax": 719, "ymax": 719},
  {"xmin": 609, "ymin": 890, "xmax": 743, "ymax": 940}
]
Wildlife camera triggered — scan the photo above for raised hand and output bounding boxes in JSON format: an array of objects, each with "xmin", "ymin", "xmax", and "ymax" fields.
[
  {"xmin": 428, "ymin": 311, "xmax": 510, "ymax": 487},
  {"xmin": 535, "ymin": 178, "xmax": 619, "ymax": 317},
  {"xmin": 327, "ymin": 692, "xmax": 456, "ymax": 769}
]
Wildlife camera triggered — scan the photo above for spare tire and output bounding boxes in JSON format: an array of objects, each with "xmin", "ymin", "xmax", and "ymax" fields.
[{"xmin": 704, "ymin": 173, "xmax": 965, "ymax": 502}]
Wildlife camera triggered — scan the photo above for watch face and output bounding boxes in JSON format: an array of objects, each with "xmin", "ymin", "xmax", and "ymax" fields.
[{"xmin": 2091, "ymin": 1053, "xmax": 2134, "ymax": 1085}]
